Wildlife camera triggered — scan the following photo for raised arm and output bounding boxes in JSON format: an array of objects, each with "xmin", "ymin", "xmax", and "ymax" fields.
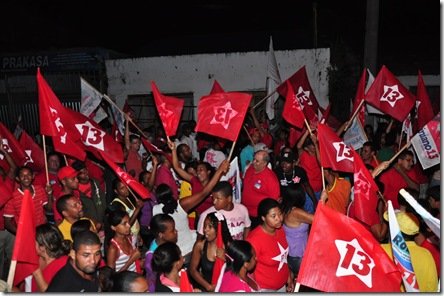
[
  {"xmin": 180, "ymin": 160, "xmax": 230, "ymax": 213},
  {"xmin": 167, "ymin": 139, "xmax": 192, "ymax": 182}
]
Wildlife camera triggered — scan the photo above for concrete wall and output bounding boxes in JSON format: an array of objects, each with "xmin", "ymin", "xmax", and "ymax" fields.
[{"xmin": 105, "ymin": 48, "xmax": 331, "ymax": 113}]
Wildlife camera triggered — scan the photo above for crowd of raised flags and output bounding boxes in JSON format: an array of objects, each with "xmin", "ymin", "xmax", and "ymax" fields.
[{"xmin": 1, "ymin": 43, "xmax": 440, "ymax": 293}]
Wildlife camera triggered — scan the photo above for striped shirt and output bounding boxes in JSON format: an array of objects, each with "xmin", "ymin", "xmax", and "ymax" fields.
[{"xmin": 4, "ymin": 185, "xmax": 48, "ymax": 226}]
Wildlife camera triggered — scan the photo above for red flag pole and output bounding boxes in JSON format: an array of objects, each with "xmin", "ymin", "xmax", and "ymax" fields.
[{"xmin": 343, "ymin": 100, "xmax": 365, "ymax": 132}]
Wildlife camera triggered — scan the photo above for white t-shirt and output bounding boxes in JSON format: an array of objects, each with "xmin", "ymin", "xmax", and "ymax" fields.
[
  {"xmin": 197, "ymin": 204, "xmax": 251, "ymax": 241},
  {"xmin": 152, "ymin": 203, "xmax": 196, "ymax": 256}
]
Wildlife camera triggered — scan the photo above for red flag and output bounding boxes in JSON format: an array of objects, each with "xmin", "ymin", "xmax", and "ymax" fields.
[
  {"xmin": 317, "ymin": 124, "xmax": 354, "ymax": 173},
  {"xmin": 195, "ymin": 92, "xmax": 252, "ymax": 142},
  {"xmin": 288, "ymin": 127, "xmax": 305, "ymax": 148},
  {"xmin": 140, "ymin": 137, "xmax": 173, "ymax": 164},
  {"xmin": 11, "ymin": 189, "xmax": 39, "ymax": 286},
  {"xmin": 99, "ymin": 151, "xmax": 151, "ymax": 199},
  {"xmin": 415, "ymin": 70, "xmax": 435, "ymax": 131},
  {"xmin": 37, "ymin": 68, "xmax": 86, "ymax": 160},
  {"xmin": 0, "ymin": 122, "xmax": 28, "ymax": 166},
  {"xmin": 350, "ymin": 149, "xmax": 380, "ymax": 226},
  {"xmin": 351, "ymin": 69, "xmax": 367, "ymax": 126},
  {"xmin": 65, "ymin": 108, "xmax": 124, "ymax": 164},
  {"xmin": 277, "ymin": 66, "xmax": 321, "ymax": 125},
  {"xmin": 151, "ymin": 81, "xmax": 184, "ymax": 137},
  {"xmin": 211, "ymin": 221, "xmax": 225, "ymax": 285},
  {"xmin": 319, "ymin": 103, "xmax": 332, "ymax": 124},
  {"xmin": 210, "ymin": 80, "xmax": 225, "ymax": 94},
  {"xmin": 282, "ymin": 81, "xmax": 305, "ymax": 128},
  {"xmin": 298, "ymin": 202, "xmax": 401, "ymax": 292},
  {"xmin": 364, "ymin": 65, "xmax": 415, "ymax": 122},
  {"xmin": 19, "ymin": 130, "xmax": 46, "ymax": 172},
  {"xmin": 179, "ymin": 269, "xmax": 194, "ymax": 292}
]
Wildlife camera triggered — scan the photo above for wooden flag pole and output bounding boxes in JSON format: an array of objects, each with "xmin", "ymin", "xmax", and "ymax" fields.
[
  {"xmin": 252, "ymin": 88, "xmax": 278, "ymax": 109},
  {"xmin": 6, "ymin": 260, "xmax": 17, "ymax": 290},
  {"xmin": 372, "ymin": 141, "xmax": 411, "ymax": 178},
  {"xmin": 304, "ymin": 119, "xmax": 313, "ymax": 135},
  {"xmin": 42, "ymin": 135, "xmax": 49, "ymax": 185},
  {"xmin": 242, "ymin": 125, "xmax": 255, "ymax": 146},
  {"xmin": 343, "ymin": 100, "xmax": 365, "ymax": 132},
  {"xmin": 102, "ymin": 94, "xmax": 148, "ymax": 138},
  {"xmin": 227, "ymin": 141, "xmax": 237, "ymax": 162}
]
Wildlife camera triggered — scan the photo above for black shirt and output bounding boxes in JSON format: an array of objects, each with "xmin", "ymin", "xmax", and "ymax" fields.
[{"xmin": 46, "ymin": 259, "xmax": 99, "ymax": 292}]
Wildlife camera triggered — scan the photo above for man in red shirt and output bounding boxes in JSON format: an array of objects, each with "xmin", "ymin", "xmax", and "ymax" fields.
[
  {"xmin": 379, "ymin": 150, "xmax": 419, "ymax": 209},
  {"xmin": 4, "ymin": 166, "xmax": 53, "ymax": 234},
  {"xmin": 242, "ymin": 150, "xmax": 280, "ymax": 229}
]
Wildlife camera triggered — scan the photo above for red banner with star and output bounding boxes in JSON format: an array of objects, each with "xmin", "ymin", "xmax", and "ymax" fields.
[{"xmin": 195, "ymin": 92, "xmax": 252, "ymax": 142}]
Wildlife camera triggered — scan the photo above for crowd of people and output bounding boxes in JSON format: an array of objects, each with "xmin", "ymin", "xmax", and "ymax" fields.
[{"xmin": 0, "ymin": 108, "xmax": 440, "ymax": 292}]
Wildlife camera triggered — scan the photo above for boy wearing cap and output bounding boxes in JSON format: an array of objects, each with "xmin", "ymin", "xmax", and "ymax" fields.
[
  {"xmin": 274, "ymin": 149, "xmax": 317, "ymax": 213},
  {"xmin": 53, "ymin": 165, "xmax": 80, "ymax": 223},
  {"xmin": 381, "ymin": 211, "xmax": 438, "ymax": 292},
  {"xmin": 4, "ymin": 166, "xmax": 53, "ymax": 234}
]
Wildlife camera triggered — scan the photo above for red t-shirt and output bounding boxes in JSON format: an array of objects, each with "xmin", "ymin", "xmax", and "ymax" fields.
[
  {"xmin": 31, "ymin": 255, "xmax": 69, "ymax": 292},
  {"xmin": 4, "ymin": 185, "xmax": 48, "ymax": 226},
  {"xmin": 379, "ymin": 168, "xmax": 419, "ymax": 209},
  {"xmin": 242, "ymin": 166, "xmax": 280, "ymax": 217},
  {"xmin": 0, "ymin": 177, "xmax": 15, "ymax": 230},
  {"xmin": 125, "ymin": 150, "xmax": 143, "ymax": 179},
  {"xmin": 247, "ymin": 226, "xmax": 289, "ymax": 290},
  {"xmin": 189, "ymin": 176, "xmax": 213, "ymax": 215},
  {"xmin": 299, "ymin": 151, "xmax": 323, "ymax": 192}
]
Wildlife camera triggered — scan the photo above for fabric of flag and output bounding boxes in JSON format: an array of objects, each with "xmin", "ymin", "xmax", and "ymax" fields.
[
  {"xmin": 11, "ymin": 189, "xmax": 39, "ymax": 286},
  {"xmin": 282, "ymin": 80, "xmax": 305, "ymax": 128},
  {"xmin": 288, "ymin": 127, "xmax": 305, "ymax": 148},
  {"xmin": 80, "ymin": 77, "xmax": 103, "ymax": 117},
  {"xmin": 386, "ymin": 201, "xmax": 420, "ymax": 292},
  {"xmin": 365, "ymin": 69, "xmax": 383, "ymax": 115},
  {"xmin": 179, "ymin": 269, "xmax": 194, "ymax": 292},
  {"xmin": 109, "ymin": 102, "xmax": 125, "ymax": 139},
  {"xmin": 277, "ymin": 66, "xmax": 321, "ymax": 125},
  {"xmin": 220, "ymin": 156, "xmax": 242, "ymax": 203},
  {"xmin": 401, "ymin": 114, "xmax": 413, "ymax": 141},
  {"xmin": 415, "ymin": 70, "xmax": 435, "ymax": 131},
  {"xmin": 195, "ymin": 92, "xmax": 252, "ymax": 142},
  {"xmin": 411, "ymin": 113, "xmax": 440, "ymax": 170},
  {"xmin": 140, "ymin": 137, "xmax": 172, "ymax": 164},
  {"xmin": 0, "ymin": 122, "xmax": 28, "ymax": 166},
  {"xmin": 265, "ymin": 36, "xmax": 282, "ymax": 120},
  {"xmin": 151, "ymin": 81, "xmax": 184, "ymax": 137},
  {"xmin": 350, "ymin": 149, "xmax": 379, "ymax": 226},
  {"xmin": 19, "ymin": 130, "xmax": 45, "ymax": 172},
  {"xmin": 399, "ymin": 189, "xmax": 440, "ymax": 238},
  {"xmin": 65, "ymin": 108, "xmax": 124, "ymax": 164},
  {"xmin": 297, "ymin": 202, "xmax": 401, "ymax": 292},
  {"xmin": 37, "ymin": 68, "xmax": 86, "ymax": 160},
  {"xmin": 343, "ymin": 117, "xmax": 368, "ymax": 150},
  {"xmin": 352, "ymin": 69, "xmax": 367, "ymax": 126},
  {"xmin": 210, "ymin": 80, "xmax": 225, "ymax": 94},
  {"xmin": 317, "ymin": 124, "xmax": 354, "ymax": 173},
  {"xmin": 99, "ymin": 151, "xmax": 151, "ymax": 199},
  {"xmin": 319, "ymin": 103, "xmax": 331, "ymax": 124},
  {"xmin": 364, "ymin": 65, "xmax": 415, "ymax": 122},
  {"xmin": 211, "ymin": 221, "xmax": 225, "ymax": 285}
]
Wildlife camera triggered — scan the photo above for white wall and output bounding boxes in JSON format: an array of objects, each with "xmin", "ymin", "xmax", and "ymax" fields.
[{"xmin": 105, "ymin": 48, "xmax": 331, "ymax": 113}]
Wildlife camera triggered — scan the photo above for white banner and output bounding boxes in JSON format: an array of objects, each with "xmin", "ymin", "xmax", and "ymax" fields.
[
  {"xmin": 220, "ymin": 156, "xmax": 242, "ymax": 203},
  {"xmin": 344, "ymin": 117, "xmax": 368, "ymax": 150},
  {"xmin": 411, "ymin": 114, "xmax": 440, "ymax": 170},
  {"xmin": 80, "ymin": 77, "xmax": 103, "ymax": 117}
]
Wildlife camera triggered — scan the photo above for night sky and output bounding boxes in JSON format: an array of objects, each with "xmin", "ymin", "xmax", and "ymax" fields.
[{"xmin": 0, "ymin": 1, "xmax": 440, "ymax": 74}]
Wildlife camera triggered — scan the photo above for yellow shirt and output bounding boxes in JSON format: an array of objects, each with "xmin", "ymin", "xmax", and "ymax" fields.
[
  {"xmin": 381, "ymin": 241, "xmax": 438, "ymax": 292},
  {"xmin": 179, "ymin": 180, "xmax": 196, "ymax": 218},
  {"xmin": 58, "ymin": 218, "xmax": 97, "ymax": 242}
]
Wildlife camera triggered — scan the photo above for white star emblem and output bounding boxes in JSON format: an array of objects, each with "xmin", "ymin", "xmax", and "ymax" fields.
[
  {"xmin": 296, "ymin": 86, "xmax": 312, "ymax": 109},
  {"xmin": 49, "ymin": 107, "xmax": 67, "ymax": 144},
  {"xmin": 332, "ymin": 142, "xmax": 354, "ymax": 162},
  {"xmin": 210, "ymin": 101, "xmax": 238, "ymax": 129},
  {"xmin": 271, "ymin": 242, "xmax": 288, "ymax": 271},
  {"xmin": 354, "ymin": 169, "xmax": 370, "ymax": 197},
  {"xmin": 335, "ymin": 238, "xmax": 375, "ymax": 288},
  {"xmin": 158, "ymin": 102, "xmax": 173, "ymax": 118},
  {"xmin": 380, "ymin": 84, "xmax": 404, "ymax": 107},
  {"xmin": 24, "ymin": 149, "xmax": 34, "ymax": 165}
]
